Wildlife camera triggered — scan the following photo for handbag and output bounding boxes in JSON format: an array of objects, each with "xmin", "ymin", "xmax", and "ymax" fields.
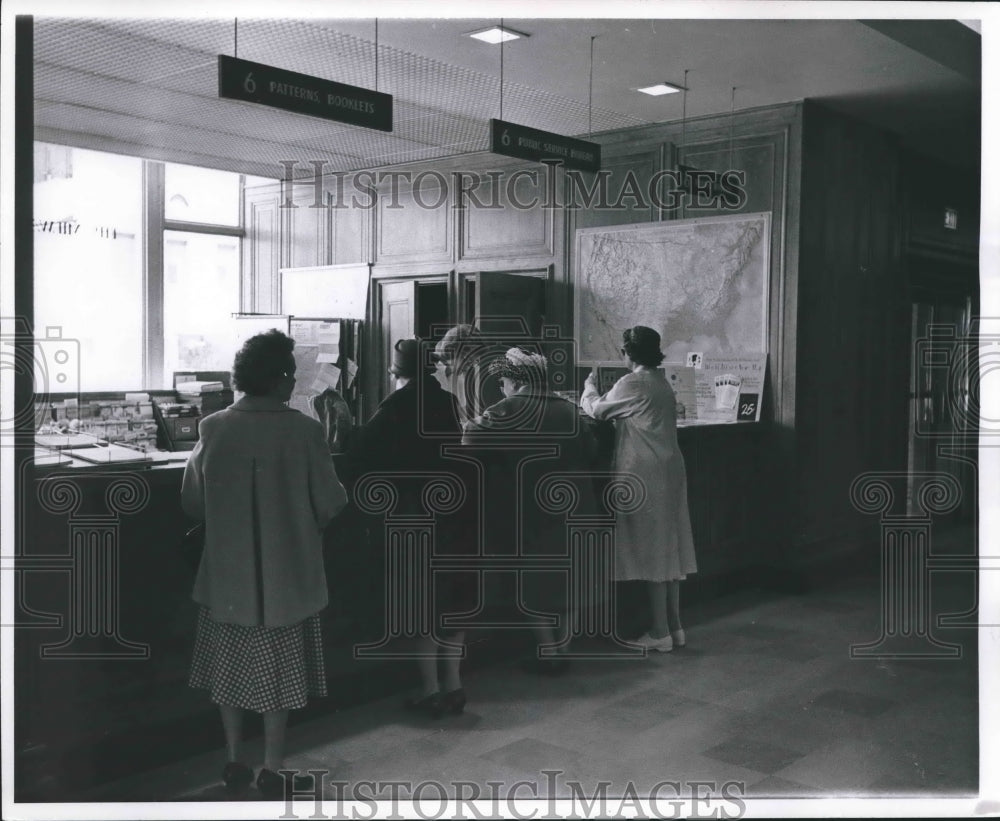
[{"xmin": 180, "ymin": 522, "xmax": 205, "ymax": 570}]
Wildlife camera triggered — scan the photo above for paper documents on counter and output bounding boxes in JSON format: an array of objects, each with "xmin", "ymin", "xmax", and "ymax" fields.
[
  {"xmin": 35, "ymin": 432, "xmax": 103, "ymax": 449},
  {"xmin": 176, "ymin": 380, "xmax": 224, "ymax": 394},
  {"xmin": 146, "ymin": 450, "xmax": 191, "ymax": 463},
  {"xmin": 63, "ymin": 445, "xmax": 150, "ymax": 464}
]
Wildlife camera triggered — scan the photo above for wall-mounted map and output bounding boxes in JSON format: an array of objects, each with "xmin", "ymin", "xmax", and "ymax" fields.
[{"xmin": 574, "ymin": 213, "xmax": 770, "ymax": 364}]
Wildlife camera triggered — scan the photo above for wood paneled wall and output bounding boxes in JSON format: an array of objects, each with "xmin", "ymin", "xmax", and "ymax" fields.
[
  {"xmin": 242, "ymin": 99, "xmax": 979, "ymax": 569},
  {"xmin": 795, "ymin": 101, "xmax": 910, "ymax": 554},
  {"xmin": 568, "ymin": 104, "xmax": 801, "ymax": 565},
  {"xmin": 901, "ymin": 149, "xmax": 981, "ymax": 260},
  {"xmin": 243, "ymin": 105, "xmax": 803, "ymax": 574}
]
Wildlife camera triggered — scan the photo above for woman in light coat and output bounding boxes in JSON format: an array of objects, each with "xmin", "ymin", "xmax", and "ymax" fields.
[
  {"xmin": 181, "ymin": 329, "xmax": 348, "ymax": 798},
  {"xmin": 580, "ymin": 326, "xmax": 697, "ymax": 653}
]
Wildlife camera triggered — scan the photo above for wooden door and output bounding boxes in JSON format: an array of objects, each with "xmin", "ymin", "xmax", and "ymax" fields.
[
  {"xmin": 906, "ymin": 295, "xmax": 976, "ymax": 521},
  {"xmin": 378, "ymin": 280, "xmax": 416, "ymax": 400},
  {"xmin": 475, "ymin": 271, "xmax": 546, "ymax": 339}
]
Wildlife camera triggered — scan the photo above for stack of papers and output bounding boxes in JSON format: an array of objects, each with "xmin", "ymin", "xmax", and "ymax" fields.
[
  {"xmin": 176, "ymin": 380, "xmax": 224, "ymax": 395},
  {"xmin": 146, "ymin": 450, "xmax": 191, "ymax": 463},
  {"xmin": 35, "ymin": 432, "xmax": 103, "ymax": 449},
  {"xmin": 63, "ymin": 445, "xmax": 150, "ymax": 464}
]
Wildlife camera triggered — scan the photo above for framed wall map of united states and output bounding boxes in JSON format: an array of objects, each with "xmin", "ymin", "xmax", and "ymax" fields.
[{"xmin": 574, "ymin": 212, "xmax": 771, "ymax": 365}]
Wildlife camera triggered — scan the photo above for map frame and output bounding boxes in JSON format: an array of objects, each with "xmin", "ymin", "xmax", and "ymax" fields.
[{"xmin": 573, "ymin": 211, "xmax": 772, "ymax": 366}]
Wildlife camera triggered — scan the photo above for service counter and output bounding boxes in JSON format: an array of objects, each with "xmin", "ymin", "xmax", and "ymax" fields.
[{"xmin": 16, "ymin": 421, "xmax": 781, "ymax": 799}]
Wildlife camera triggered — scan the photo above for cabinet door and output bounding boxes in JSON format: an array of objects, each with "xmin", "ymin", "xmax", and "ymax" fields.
[
  {"xmin": 476, "ymin": 271, "xmax": 546, "ymax": 337},
  {"xmin": 378, "ymin": 280, "xmax": 416, "ymax": 400},
  {"xmin": 243, "ymin": 184, "xmax": 282, "ymax": 312}
]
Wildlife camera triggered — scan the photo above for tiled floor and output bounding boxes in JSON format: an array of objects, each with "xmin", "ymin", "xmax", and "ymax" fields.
[{"xmin": 87, "ymin": 542, "xmax": 980, "ymax": 808}]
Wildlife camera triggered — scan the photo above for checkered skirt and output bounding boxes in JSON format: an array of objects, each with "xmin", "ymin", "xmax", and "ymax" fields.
[{"xmin": 188, "ymin": 607, "xmax": 327, "ymax": 712}]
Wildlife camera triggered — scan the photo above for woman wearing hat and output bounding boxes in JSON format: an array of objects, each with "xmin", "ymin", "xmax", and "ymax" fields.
[
  {"xmin": 580, "ymin": 326, "xmax": 697, "ymax": 653},
  {"xmin": 463, "ymin": 347, "xmax": 597, "ymax": 673},
  {"xmin": 351, "ymin": 338, "xmax": 475, "ymax": 716},
  {"xmin": 432, "ymin": 324, "xmax": 502, "ymax": 427}
]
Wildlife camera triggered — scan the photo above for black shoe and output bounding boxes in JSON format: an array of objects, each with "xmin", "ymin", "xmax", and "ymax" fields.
[
  {"xmin": 442, "ymin": 688, "xmax": 467, "ymax": 715},
  {"xmin": 403, "ymin": 691, "xmax": 445, "ymax": 719},
  {"xmin": 256, "ymin": 768, "xmax": 315, "ymax": 800},
  {"xmin": 222, "ymin": 761, "xmax": 253, "ymax": 794}
]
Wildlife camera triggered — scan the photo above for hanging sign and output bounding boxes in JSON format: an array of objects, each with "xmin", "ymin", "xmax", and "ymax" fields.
[
  {"xmin": 218, "ymin": 55, "xmax": 393, "ymax": 132},
  {"xmin": 490, "ymin": 119, "xmax": 601, "ymax": 172}
]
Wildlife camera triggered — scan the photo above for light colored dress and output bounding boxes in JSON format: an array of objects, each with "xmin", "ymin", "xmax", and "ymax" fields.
[{"xmin": 580, "ymin": 368, "xmax": 697, "ymax": 582}]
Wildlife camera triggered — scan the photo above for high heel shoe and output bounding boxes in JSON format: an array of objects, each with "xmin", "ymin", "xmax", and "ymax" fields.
[
  {"xmin": 633, "ymin": 632, "xmax": 673, "ymax": 653},
  {"xmin": 442, "ymin": 688, "xmax": 466, "ymax": 715},
  {"xmin": 222, "ymin": 761, "xmax": 254, "ymax": 794},
  {"xmin": 670, "ymin": 629, "xmax": 687, "ymax": 648},
  {"xmin": 403, "ymin": 691, "xmax": 445, "ymax": 719}
]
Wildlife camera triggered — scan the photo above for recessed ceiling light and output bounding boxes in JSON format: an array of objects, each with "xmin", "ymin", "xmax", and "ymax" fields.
[
  {"xmin": 637, "ymin": 83, "xmax": 683, "ymax": 96},
  {"xmin": 467, "ymin": 26, "xmax": 528, "ymax": 44}
]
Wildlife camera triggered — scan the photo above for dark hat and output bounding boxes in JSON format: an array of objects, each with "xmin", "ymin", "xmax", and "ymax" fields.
[{"xmin": 389, "ymin": 338, "xmax": 420, "ymax": 378}]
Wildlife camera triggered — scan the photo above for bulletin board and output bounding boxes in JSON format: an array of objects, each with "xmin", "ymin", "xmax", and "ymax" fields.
[{"xmin": 288, "ymin": 318, "xmax": 364, "ymax": 424}]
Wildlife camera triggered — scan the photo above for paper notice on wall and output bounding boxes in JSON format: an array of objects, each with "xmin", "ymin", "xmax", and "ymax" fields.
[
  {"xmin": 317, "ymin": 324, "xmax": 340, "ymax": 345},
  {"xmin": 310, "ymin": 363, "xmax": 341, "ymax": 393},
  {"xmin": 290, "ymin": 320, "xmax": 321, "ymax": 346},
  {"xmin": 315, "ymin": 324, "xmax": 341, "ymax": 363},
  {"xmin": 661, "ymin": 365, "xmax": 698, "ymax": 423},
  {"xmin": 344, "ymin": 359, "xmax": 358, "ymax": 389},
  {"xmin": 693, "ymin": 353, "xmax": 767, "ymax": 423}
]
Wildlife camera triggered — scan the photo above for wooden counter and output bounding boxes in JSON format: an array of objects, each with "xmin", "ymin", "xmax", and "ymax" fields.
[{"xmin": 16, "ymin": 422, "xmax": 779, "ymax": 798}]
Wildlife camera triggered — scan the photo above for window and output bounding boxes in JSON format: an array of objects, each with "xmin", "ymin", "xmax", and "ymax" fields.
[
  {"xmin": 162, "ymin": 231, "xmax": 240, "ymax": 377},
  {"xmin": 33, "ymin": 143, "xmax": 275, "ymax": 391},
  {"xmin": 34, "ymin": 146, "xmax": 144, "ymax": 391},
  {"xmin": 165, "ymin": 163, "xmax": 240, "ymax": 226}
]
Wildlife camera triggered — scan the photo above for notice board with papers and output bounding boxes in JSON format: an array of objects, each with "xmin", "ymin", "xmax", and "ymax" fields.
[{"xmin": 288, "ymin": 317, "xmax": 364, "ymax": 427}]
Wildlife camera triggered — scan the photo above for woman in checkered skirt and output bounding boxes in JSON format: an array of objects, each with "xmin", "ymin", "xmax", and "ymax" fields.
[{"xmin": 182, "ymin": 330, "xmax": 348, "ymax": 798}]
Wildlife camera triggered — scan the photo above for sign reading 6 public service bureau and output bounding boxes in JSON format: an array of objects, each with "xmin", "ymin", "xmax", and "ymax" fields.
[
  {"xmin": 218, "ymin": 55, "xmax": 393, "ymax": 132},
  {"xmin": 490, "ymin": 119, "xmax": 601, "ymax": 173}
]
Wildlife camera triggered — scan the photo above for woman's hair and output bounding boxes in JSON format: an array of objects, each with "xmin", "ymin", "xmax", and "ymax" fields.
[
  {"xmin": 433, "ymin": 324, "xmax": 483, "ymax": 370},
  {"xmin": 491, "ymin": 347, "xmax": 549, "ymax": 390},
  {"xmin": 232, "ymin": 329, "xmax": 295, "ymax": 396},
  {"xmin": 622, "ymin": 326, "xmax": 665, "ymax": 367}
]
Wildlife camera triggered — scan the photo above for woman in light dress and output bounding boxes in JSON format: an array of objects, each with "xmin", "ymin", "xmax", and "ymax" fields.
[{"xmin": 580, "ymin": 326, "xmax": 697, "ymax": 653}]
